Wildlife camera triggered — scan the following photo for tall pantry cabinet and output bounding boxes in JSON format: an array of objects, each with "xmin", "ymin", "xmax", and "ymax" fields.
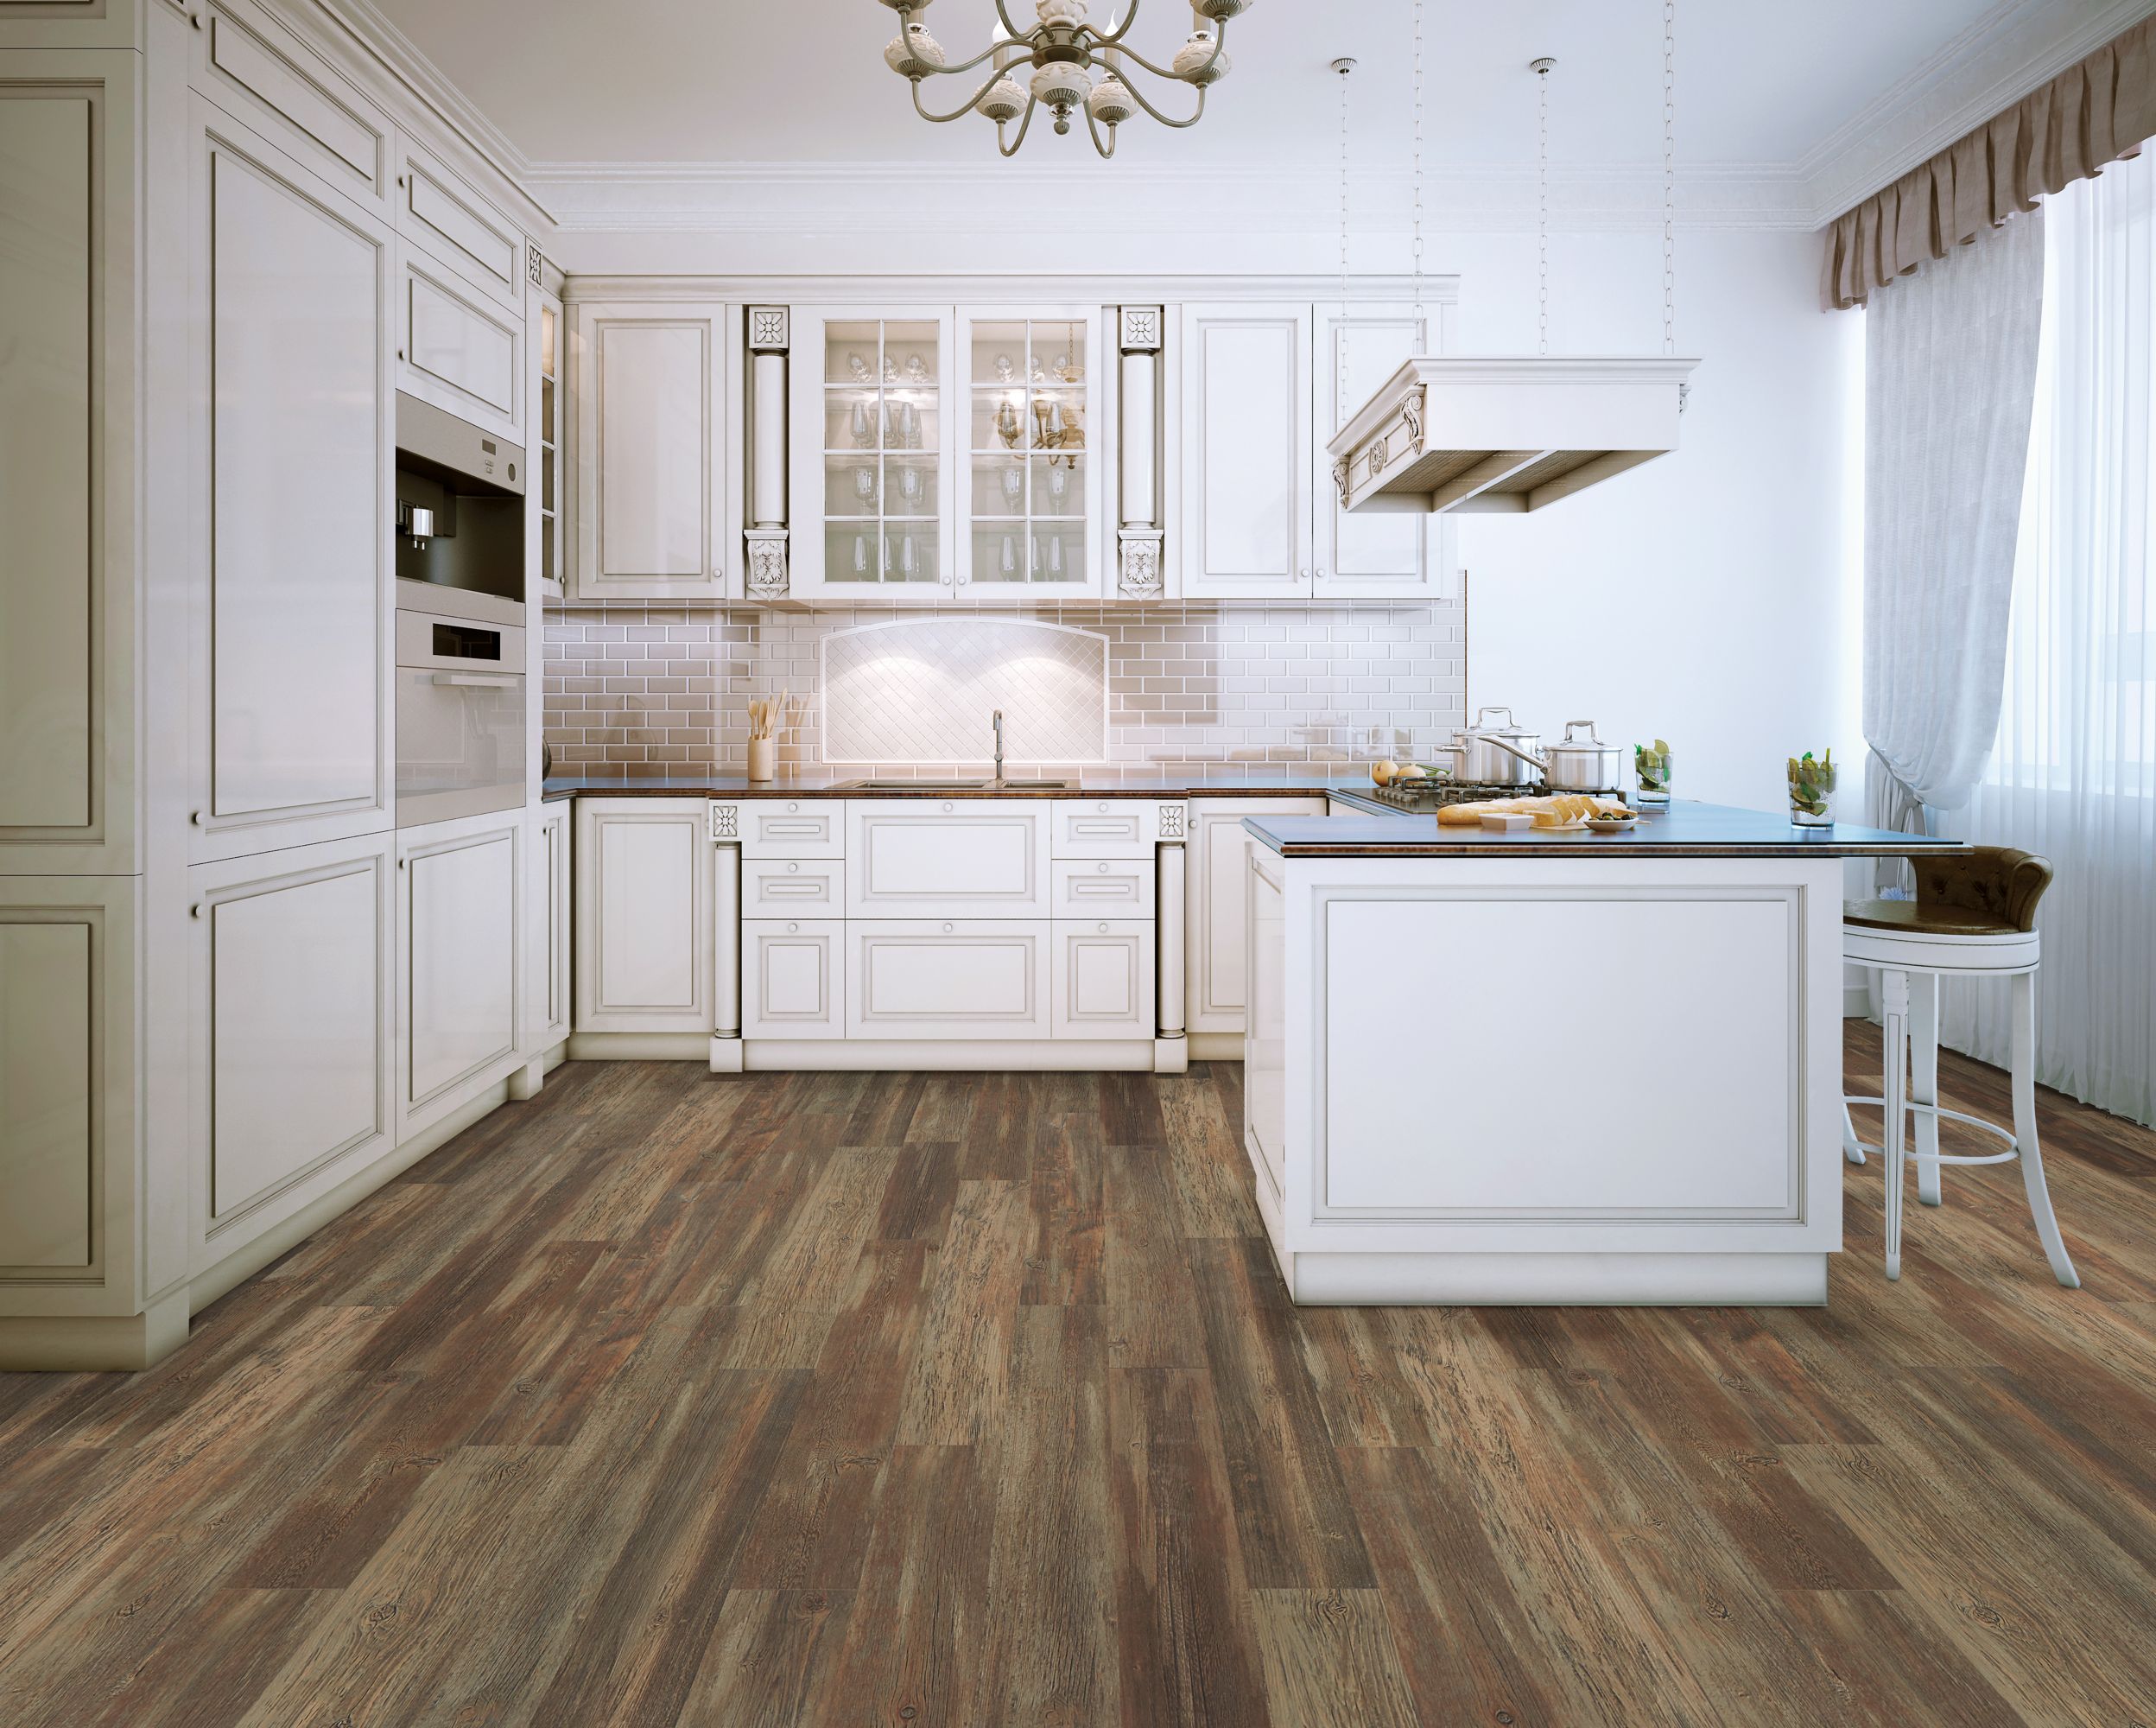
[{"xmin": 0, "ymin": 0, "xmax": 561, "ymax": 1370}]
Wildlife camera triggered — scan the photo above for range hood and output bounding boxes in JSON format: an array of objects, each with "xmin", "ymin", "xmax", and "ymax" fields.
[{"xmin": 1328, "ymin": 355, "xmax": 1700, "ymax": 516}]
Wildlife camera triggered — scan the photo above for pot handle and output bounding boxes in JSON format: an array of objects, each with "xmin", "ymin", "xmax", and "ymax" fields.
[
  {"xmin": 1474, "ymin": 705, "xmax": 1515, "ymax": 729},
  {"xmin": 1481, "ymin": 734, "xmax": 1549, "ymax": 772},
  {"xmin": 1563, "ymin": 720, "xmax": 1602, "ymax": 743}
]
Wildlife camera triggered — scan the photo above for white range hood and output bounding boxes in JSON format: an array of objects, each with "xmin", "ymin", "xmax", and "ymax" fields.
[{"xmin": 1328, "ymin": 355, "xmax": 1700, "ymax": 516}]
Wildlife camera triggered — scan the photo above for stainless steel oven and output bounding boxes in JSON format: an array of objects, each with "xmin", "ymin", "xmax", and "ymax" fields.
[{"xmin": 396, "ymin": 581, "xmax": 525, "ymax": 827}]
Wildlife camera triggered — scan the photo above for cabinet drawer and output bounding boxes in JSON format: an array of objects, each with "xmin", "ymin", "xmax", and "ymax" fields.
[
  {"xmin": 1051, "ymin": 857, "xmax": 1156, "ymax": 918},
  {"xmin": 846, "ymin": 919, "xmax": 1050, "ymax": 1040},
  {"xmin": 847, "ymin": 800, "xmax": 1049, "ymax": 920},
  {"xmin": 741, "ymin": 856, "xmax": 845, "ymax": 916},
  {"xmin": 732, "ymin": 800, "xmax": 845, "ymax": 858},
  {"xmin": 743, "ymin": 918, "xmax": 845, "ymax": 1039},
  {"xmin": 1052, "ymin": 799, "xmax": 1172, "ymax": 858},
  {"xmin": 1052, "ymin": 920, "xmax": 1157, "ymax": 1041}
]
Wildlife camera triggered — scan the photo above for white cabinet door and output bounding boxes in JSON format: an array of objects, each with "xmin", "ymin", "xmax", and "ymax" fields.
[
  {"xmin": 789, "ymin": 306, "xmax": 958, "ymax": 601},
  {"xmin": 1245, "ymin": 850, "xmax": 1287, "ymax": 1200},
  {"xmin": 1051, "ymin": 920, "xmax": 1156, "ymax": 1041},
  {"xmin": 530, "ymin": 802, "xmax": 568, "ymax": 1050},
  {"xmin": 399, "ymin": 247, "xmax": 521, "ymax": 441},
  {"xmin": 1050, "ymin": 799, "xmax": 1164, "ymax": 859},
  {"xmin": 1312, "ymin": 302, "xmax": 1447, "ymax": 600},
  {"xmin": 573, "ymin": 797, "xmax": 712, "ymax": 1033},
  {"xmin": 1050, "ymin": 858, "xmax": 1157, "ymax": 919},
  {"xmin": 193, "ymin": 107, "xmax": 393, "ymax": 861},
  {"xmin": 571, "ymin": 301, "xmax": 737, "ymax": 602},
  {"xmin": 742, "ymin": 855, "xmax": 846, "ymax": 918},
  {"xmin": 188, "ymin": 833, "xmax": 393, "ymax": 1232},
  {"xmin": 847, "ymin": 799, "xmax": 1049, "ymax": 921},
  {"xmin": 1187, "ymin": 797, "xmax": 1323, "ymax": 1036},
  {"xmin": 394, "ymin": 137, "xmax": 522, "ymax": 312},
  {"xmin": 732, "ymin": 798, "xmax": 845, "ymax": 858},
  {"xmin": 846, "ymin": 920, "xmax": 1051, "ymax": 1041},
  {"xmin": 0, "ymin": 60, "xmax": 138, "ymax": 875},
  {"xmin": 743, "ymin": 918, "xmax": 845, "ymax": 1039},
  {"xmin": 399, "ymin": 811, "xmax": 521, "ymax": 1128},
  {"xmin": 1179, "ymin": 303, "xmax": 1311, "ymax": 600}
]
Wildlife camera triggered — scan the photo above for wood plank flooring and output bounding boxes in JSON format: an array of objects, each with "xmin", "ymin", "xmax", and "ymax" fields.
[{"xmin": 3, "ymin": 1027, "xmax": 2153, "ymax": 1725}]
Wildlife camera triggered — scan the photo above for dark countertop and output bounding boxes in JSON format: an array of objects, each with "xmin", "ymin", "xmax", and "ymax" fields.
[
  {"xmin": 542, "ymin": 771, "xmax": 1382, "ymax": 802},
  {"xmin": 1247, "ymin": 800, "xmax": 1969, "ymax": 860}
]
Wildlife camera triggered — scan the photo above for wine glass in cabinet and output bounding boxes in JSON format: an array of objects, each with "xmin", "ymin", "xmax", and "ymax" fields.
[{"xmin": 960, "ymin": 308, "xmax": 1101, "ymax": 596}]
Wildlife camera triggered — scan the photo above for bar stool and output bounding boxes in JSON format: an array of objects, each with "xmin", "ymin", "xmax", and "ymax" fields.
[{"xmin": 1842, "ymin": 847, "xmax": 2078, "ymax": 1286}]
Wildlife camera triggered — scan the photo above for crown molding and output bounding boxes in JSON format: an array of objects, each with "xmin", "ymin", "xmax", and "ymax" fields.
[
  {"xmin": 528, "ymin": 161, "xmax": 1816, "ymax": 238},
  {"xmin": 561, "ymin": 271, "xmax": 1465, "ymax": 307},
  {"xmin": 1800, "ymin": 0, "xmax": 2156, "ymax": 224}
]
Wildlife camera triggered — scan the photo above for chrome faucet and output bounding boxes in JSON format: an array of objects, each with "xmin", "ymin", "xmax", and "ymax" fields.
[{"xmin": 992, "ymin": 709, "xmax": 1005, "ymax": 783}]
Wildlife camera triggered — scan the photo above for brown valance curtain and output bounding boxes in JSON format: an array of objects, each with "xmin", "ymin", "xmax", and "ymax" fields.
[{"xmin": 1822, "ymin": 16, "xmax": 2156, "ymax": 309}]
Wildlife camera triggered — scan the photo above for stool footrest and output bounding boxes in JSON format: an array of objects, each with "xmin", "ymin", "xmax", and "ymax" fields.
[{"xmin": 1842, "ymin": 1095, "xmax": 2021, "ymax": 1166}]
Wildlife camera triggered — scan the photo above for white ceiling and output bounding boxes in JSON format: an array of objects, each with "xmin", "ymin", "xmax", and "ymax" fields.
[{"xmin": 373, "ymin": 0, "xmax": 2048, "ymax": 172}]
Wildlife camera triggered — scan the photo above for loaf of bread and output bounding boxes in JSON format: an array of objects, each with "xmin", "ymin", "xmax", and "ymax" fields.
[{"xmin": 1436, "ymin": 793, "xmax": 1633, "ymax": 827}]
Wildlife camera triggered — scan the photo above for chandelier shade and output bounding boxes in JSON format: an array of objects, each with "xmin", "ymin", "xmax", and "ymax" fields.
[{"xmin": 878, "ymin": 0, "xmax": 1244, "ymax": 158}]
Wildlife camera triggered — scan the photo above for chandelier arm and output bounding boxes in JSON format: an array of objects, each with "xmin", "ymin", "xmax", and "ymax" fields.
[
  {"xmin": 1111, "ymin": 71, "xmax": 1209, "ymax": 130},
  {"xmin": 991, "ymin": 0, "xmax": 1030, "ymax": 42},
  {"xmin": 917, "ymin": 41, "xmax": 1011, "ymax": 79},
  {"xmin": 996, "ymin": 93, "xmax": 1043, "ymax": 157},
  {"xmin": 1081, "ymin": 101, "xmax": 1119, "ymax": 159},
  {"xmin": 1101, "ymin": 16, "xmax": 1227, "ymax": 85},
  {"xmin": 910, "ymin": 66, "xmax": 1012, "ymax": 124}
]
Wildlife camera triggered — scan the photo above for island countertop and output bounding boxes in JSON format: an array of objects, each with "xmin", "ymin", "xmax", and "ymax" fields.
[
  {"xmin": 542, "ymin": 770, "xmax": 1382, "ymax": 803},
  {"xmin": 1246, "ymin": 799, "xmax": 1967, "ymax": 859}
]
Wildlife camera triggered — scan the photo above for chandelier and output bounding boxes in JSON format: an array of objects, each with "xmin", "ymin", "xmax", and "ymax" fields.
[{"xmin": 878, "ymin": 1, "xmax": 1249, "ymax": 159}]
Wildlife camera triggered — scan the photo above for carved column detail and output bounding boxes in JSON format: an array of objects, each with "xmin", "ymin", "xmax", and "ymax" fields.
[
  {"xmin": 1155, "ymin": 836, "xmax": 1189, "ymax": 1074},
  {"xmin": 710, "ymin": 835, "xmax": 743, "ymax": 1074},
  {"xmin": 746, "ymin": 307, "xmax": 790, "ymax": 601},
  {"xmin": 1117, "ymin": 305, "xmax": 1165, "ymax": 600}
]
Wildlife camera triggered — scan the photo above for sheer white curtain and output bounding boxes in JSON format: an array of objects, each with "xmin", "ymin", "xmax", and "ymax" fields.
[{"xmin": 1941, "ymin": 150, "xmax": 2156, "ymax": 1127}]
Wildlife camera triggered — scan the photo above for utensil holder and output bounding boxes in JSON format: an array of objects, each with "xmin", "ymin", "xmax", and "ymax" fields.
[{"xmin": 746, "ymin": 737, "xmax": 776, "ymax": 782}]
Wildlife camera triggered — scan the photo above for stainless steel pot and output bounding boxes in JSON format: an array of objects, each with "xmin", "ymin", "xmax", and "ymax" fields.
[
  {"xmin": 1417, "ymin": 730, "xmax": 1470, "ymax": 783},
  {"xmin": 1465, "ymin": 706, "xmax": 1544, "ymax": 786},
  {"xmin": 1541, "ymin": 720, "xmax": 1625, "ymax": 792}
]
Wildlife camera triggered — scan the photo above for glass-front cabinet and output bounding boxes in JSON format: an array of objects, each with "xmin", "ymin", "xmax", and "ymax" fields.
[
  {"xmin": 789, "ymin": 308, "xmax": 956, "ymax": 599},
  {"xmin": 786, "ymin": 304, "xmax": 1104, "ymax": 600},
  {"xmin": 959, "ymin": 307, "xmax": 1101, "ymax": 594}
]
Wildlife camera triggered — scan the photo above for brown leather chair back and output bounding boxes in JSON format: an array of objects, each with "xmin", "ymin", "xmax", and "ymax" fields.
[{"xmin": 1912, "ymin": 847, "xmax": 2053, "ymax": 934}]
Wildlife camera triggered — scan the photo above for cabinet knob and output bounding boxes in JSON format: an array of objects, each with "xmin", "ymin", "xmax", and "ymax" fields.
[
  {"xmin": 787, "ymin": 922, "xmax": 799, "ymax": 934},
  {"xmin": 942, "ymin": 922, "xmax": 954, "ymax": 934},
  {"xmin": 942, "ymin": 801, "xmax": 954, "ymax": 812},
  {"xmin": 1097, "ymin": 801, "xmax": 1109, "ymax": 811},
  {"xmin": 786, "ymin": 801, "xmax": 799, "ymax": 812},
  {"xmin": 787, "ymin": 861, "xmax": 799, "ymax": 874},
  {"xmin": 1098, "ymin": 922, "xmax": 1109, "ymax": 933},
  {"xmin": 190, "ymin": 810, "xmax": 205, "ymax": 826},
  {"xmin": 1097, "ymin": 861, "xmax": 1109, "ymax": 874}
]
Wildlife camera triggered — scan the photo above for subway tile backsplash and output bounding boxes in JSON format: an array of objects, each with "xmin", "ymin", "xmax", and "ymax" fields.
[{"xmin": 543, "ymin": 600, "xmax": 1467, "ymax": 779}]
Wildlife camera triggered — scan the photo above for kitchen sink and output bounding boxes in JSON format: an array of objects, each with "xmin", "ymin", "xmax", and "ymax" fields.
[{"xmin": 834, "ymin": 778, "xmax": 1071, "ymax": 791}]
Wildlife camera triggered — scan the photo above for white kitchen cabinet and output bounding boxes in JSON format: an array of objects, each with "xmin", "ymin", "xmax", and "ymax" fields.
[
  {"xmin": 734, "ymin": 799, "xmax": 844, "ymax": 858},
  {"xmin": 743, "ymin": 918, "xmax": 845, "ymax": 1039},
  {"xmin": 1051, "ymin": 799, "xmax": 1166, "ymax": 858},
  {"xmin": 956, "ymin": 306, "xmax": 1102, "ymax": 596},
  {"xmin": 1187, "ymin": 796, "xmax": 1324, "ymax": 1038},
  {"xmin": 570, "ymin": 300, "xmax": 739, "ymax": 602},
  {"xmin": 1313, "ymin": 302, "xmax": 1447, "ymax": 600},
  {"xmin": 1178, "ymin": 303, "xmax": 1312, "ymax": 600},
  {"xmin": 846, "ymin": 919, "xmax": 1052, "ymax": 1041},
  {"xmin": 530, "ymin": 802, "xmax": 569, "ymax": 1051},
  {"xmin": 573, "ymin": 797, "xmax": 712, "ymax": 1033},
  {"xmin": 394, "ymin": 136, "xmax": 523, "ymax": 313},
  {"xmin": 1052, "ymin": 920, "xmax": 1156, "ymax": 1042},
  {"xmin": 190, "ymin": 102, "xmax": 394, "ymax": 863},
  {"xmin": 789, "ymin": 307, "xmax": 958, "ymax": 600},
  {"xmin": 534, "ymin": 283, "xmax": 564, "ymax": 598},
  {"xmin": 397, "ymin": 810, "xmax": 523, "ymax": 1132},
  {"xmin": 399, "ymin": 246, "xmax": 521, "ymax": 442},
  {"xmin": 187, "ymin": 832, "xmax": 394, "ymax": 1233},
  {"xmin": 0, "ymin": 56, "xmax": 139, "ymax": 876},
  {"xmin": 190, "ymin": 0, "xmax": 394, "ymax": 216},
  {"xmin": 847, "ymin": 799, "xmax": 1049, "ymax": 921},
  {"xmin": 1050, "ymin": 857, "xmax": 1157, "ymax": 919},
  {"xmin": 1244, "ymin": 848, "xmax": 1287, "ymax": 1204}
]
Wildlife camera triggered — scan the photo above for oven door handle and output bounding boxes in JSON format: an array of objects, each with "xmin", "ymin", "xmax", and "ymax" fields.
[{"xmin": 430, "ymin": 672, "xmax": 521, "ymax": 688}]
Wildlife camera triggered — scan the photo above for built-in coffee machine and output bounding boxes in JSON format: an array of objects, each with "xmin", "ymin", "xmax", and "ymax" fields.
[{"xmin": 394, "ymin": 394, "xmax": 528, "ymax": 827}]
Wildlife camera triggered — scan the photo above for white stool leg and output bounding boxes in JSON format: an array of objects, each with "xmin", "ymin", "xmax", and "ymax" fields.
[
  {"xmin": 2010, "ymin": 970, "xmax": 2079, "ymax": 1289},
  {"xmin": 1842, "ymin": 1100, "xmax": 1867, "ymax": 1166},
  {"xmin": 1880, "ymin": 968, "xmax": 1910, "ymax": 1280},
  {"xmin": 1912, "ymin": 971, "xmax": 1942, "ymax": 1206}
]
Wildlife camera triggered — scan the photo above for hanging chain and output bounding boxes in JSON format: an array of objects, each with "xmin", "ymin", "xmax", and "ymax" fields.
[
  {"xmin": 1662, "ymin": 0, "xmax": 1677, "ymax": 357},
  {"xmin": 1411, "ymin": 0, "xmax": 1424, "ymax": 326},
  {"xmin": 1338, "ymin": 57, "xmax": 1352, "ymax": 434},
  {"xmin": 1536, "ymin": 60, "xmax": 1550, "ymax": 358}
]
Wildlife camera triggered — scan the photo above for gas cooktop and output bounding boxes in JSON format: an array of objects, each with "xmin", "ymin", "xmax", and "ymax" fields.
[{"xmin": 1360, "ymin": 778, "xmax": 1618, "ymax": 812}]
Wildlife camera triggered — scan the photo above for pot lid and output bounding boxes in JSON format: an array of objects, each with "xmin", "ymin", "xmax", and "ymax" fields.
[{"xmin": 1470, "ymin": 705, "xmax": 1538, "ymax": 740}]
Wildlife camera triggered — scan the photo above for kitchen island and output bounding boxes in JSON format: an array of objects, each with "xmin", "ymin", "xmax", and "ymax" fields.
[{"xmin": 1241, "ymin": 801, "xmax": 1964, "ymax": 1306}]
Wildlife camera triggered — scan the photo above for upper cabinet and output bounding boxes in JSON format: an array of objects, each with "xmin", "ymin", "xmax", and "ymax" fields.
[
  {"xmin": 0, "ymin": 54, "xmax": 139, "ymax": 875},
  {"xmin": 1179, "ymin": 301, "xmax": 1446, "ymax": 602},
  {"xmin": 957, "ymin": 308, "xmax": 1102, "ymax": 597},
  {"xmin": 788, "ymin": 307, "xmax": 957, "ymax": 601},
  {"xmin": 1178, "ymin": 303, "xmax": 1312, "ymax": 602},
  {"xmin": 534, "ymin": 283, "xmax": 563, "ymax": 599},
  {"xmin": 570, "ymin": 300, "xmax": 739, "ymax": 603}
]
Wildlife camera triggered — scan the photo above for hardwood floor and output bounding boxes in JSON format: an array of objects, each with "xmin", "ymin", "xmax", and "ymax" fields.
[{"xmin": 3, "ymin": 1030, "xmax": 2153, "ymax": 1726}]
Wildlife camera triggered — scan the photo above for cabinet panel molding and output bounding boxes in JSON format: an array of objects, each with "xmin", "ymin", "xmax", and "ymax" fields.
[
  {"xmin": 396, "ymin": 143, "xmax": 520, "ymax": 308},
  {"xmin": 196, "ymin": 0, "xmax": 391, "ymax": 206},
  {"xmin": 401, "ymin": 251, "xmax": 519, "ymax": 430},
  {"xmin": 0, "ymin": 920, "xmax": 94, "ymax": 1268},
  {"xmin": 845, "ymin": 919, "xmax": 1051, "ymax": 1040},
  {"xmin": 1179, "ymin": 303, "xmax": 1311, "ymax": 600},
  {"xmin": 1187, "ymin": 797, "xmax": 1324, "ymax": 1035},
  {"xmin": 573, "ymin": 798, "xmax": 713, "ymax": 1033},
  {"xmin": 743, "ymin": 918, "xmax": 844, "ymax": 1039},
  {"xmin": 401, "ymin": 818, "xmax": 521, "ymax": 1123},
  {"xmin": 1051, "ymin": 919, "xmax": 1156, "ymax": 1041}
]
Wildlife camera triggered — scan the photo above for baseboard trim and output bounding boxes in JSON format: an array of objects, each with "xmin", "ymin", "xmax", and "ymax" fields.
[
  {"xmin": 1189, "ymin": 1032, "xmax": 1244, "ymax": 1061},
  {"xmin": 0, "ymin": 1290, "xmax": 191, "ymax": 1373},
  {"xmin": 569, "ymin": 1031, "xmax": 711, "ymax": 1060},
  {"xmin": 1280, "ymin": 1250, "xmax": 1830, "ymax": 1307},
  {"xmin": 746, "ymin": 1039, "xmax": 1157, "ymax": 1071},
  {"xmin": 1844, "ymin": 983, "xmax": 1873, "ymax": 1018}
]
